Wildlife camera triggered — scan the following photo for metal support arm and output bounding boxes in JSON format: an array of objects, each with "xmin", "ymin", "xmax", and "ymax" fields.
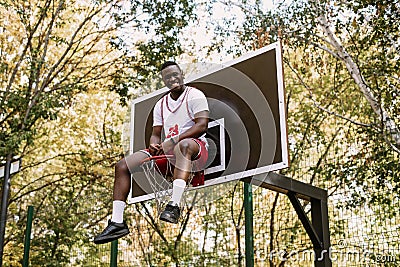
[{"xmin": 242, "ymin": 172, "xmax": 332, "ymax": 267}]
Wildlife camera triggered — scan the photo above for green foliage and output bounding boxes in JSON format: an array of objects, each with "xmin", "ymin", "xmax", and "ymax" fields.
[
  {"xmin": 204, "ymin": 0, "xmax": 399, "ymax": 199},
  {"xmin": 5, "ymin": 90, "xmax": 124, "ymax": 265},
  {"xmin": 2, "ymin": 0, "xmax": 399, "ymax": 265},
  {"xmin": 108, "ymin": 0, "xmax": 196, "ymax": 104},
  {"xmin": 197, "ymin": 1, "xmax": 400, "ymax": 264},
  {"xmin": 0, "ymin": 0, "xmax": 197, "ymax": 158},
  {"xmin": 0, "ymin": 1, "xmax": 197, "ymax": 264}
]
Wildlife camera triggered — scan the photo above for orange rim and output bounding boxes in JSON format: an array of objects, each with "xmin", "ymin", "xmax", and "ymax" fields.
[{"xmin": 141, "ymin": 154, "xmax": 175, "ymax": 164}]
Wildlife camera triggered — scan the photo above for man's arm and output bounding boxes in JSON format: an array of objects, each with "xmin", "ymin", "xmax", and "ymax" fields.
[
  {"xmin": 163, "ymin": 110, "xmax": 209, "ymax": 150},
  {"xmin": 149, "ymin": 125, "xmax": 162, "ymax": 155},
  {"xmin": 176, "ymin": 110, "xmax": 209, "ymax": 141}
]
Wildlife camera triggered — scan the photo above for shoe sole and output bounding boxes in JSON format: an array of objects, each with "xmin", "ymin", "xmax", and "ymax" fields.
[{"xmin": 94, "ymin": 229, "xmax": 130, "ymax": 244}]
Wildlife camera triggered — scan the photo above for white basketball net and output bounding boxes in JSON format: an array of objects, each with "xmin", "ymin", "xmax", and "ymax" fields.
[{"xmin": 140, "ymin": 155, "xmax": 195, "ymax": 215}]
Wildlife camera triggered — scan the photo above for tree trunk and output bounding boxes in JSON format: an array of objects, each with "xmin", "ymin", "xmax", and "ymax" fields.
[{"xmin": 317, "ymin": 14, "xmax": 400, "ymax": 149}]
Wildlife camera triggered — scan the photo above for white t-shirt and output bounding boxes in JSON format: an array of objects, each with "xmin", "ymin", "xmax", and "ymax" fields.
[{"xmin": 153, "ymin": 86, "xmax": 209, "ymax": 143}]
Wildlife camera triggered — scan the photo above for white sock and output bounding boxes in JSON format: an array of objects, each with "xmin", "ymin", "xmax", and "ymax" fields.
[
  {"xmin": 111, "ymin": 200, "xmax": 126, "ymax": 223},
  {"xmin": 170, "ymin": 179, "xmax": 186, "ymax": 205}
]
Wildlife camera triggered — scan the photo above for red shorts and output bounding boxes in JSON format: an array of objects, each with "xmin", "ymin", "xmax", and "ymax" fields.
[{"xmin": 141, "ymin": 138, "xmax": 208, "ymax": 186}]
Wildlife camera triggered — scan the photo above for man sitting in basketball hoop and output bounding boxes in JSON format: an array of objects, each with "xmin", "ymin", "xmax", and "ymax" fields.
[{"xmin": 94, "ymin": 61, "xmax": 209, "ymax": 244}]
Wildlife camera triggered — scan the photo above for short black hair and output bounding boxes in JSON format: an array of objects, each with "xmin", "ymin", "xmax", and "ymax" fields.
[{"xmin": 160, "ymin": 61, "xmax": 181, "ymax": 71}]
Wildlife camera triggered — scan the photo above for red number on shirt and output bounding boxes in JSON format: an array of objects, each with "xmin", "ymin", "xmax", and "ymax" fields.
[{"xmin": 166, "ymin": 124, "xmax": 179, "ymax": 138}]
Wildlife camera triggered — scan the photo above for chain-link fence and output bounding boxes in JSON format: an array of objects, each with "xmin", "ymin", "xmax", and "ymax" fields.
[{"xmin": 12, "ymin": 147, "xmax": 400, "ymax": 266}]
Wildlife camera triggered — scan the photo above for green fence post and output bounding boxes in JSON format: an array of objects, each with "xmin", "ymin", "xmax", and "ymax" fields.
[
  {"xmin": 110, "ymin": 239, "xmax": 118, "ymax": 267},
  {"xmin": 22, "ymin": 206, "xmax": 34, "ymax": 267},
  {"xmin": 244, "ymin": 182, "xmax": 254, "ymax": 267}
]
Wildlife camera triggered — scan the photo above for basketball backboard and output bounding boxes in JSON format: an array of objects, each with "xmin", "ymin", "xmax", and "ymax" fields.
[{"xmin": 127, "ymin": 41, "xmax": 289, "ymax": 203}]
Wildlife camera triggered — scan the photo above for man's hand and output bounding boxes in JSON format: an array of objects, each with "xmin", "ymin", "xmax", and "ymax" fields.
[{"xmin": 149, "ymin": 143, "xmax": 162, "ymax": 156}]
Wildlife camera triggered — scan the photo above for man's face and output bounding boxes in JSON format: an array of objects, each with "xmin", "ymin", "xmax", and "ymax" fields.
[{"xmin": 161, "ymin": 65, "xmax": 184, "ymax": 91}]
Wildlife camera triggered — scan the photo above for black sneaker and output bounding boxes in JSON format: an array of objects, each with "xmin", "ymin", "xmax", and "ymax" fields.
[
  {"xmin": 159, "ymin": 202, "xmax": 181, "ymax": 224},
  {"xmin": 93, "ymin": 220, "xmax": 129, "ymax": 244}
]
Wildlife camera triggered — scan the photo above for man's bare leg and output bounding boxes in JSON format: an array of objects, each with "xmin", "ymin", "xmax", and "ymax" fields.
[
  {"xmin": 160, "ymin": 139, "xmax": 199, "ymax": 224},
  {"xmin": 94, "ymin": 151, "xmax": 148, "ymax": 244},
  {"xmin": 170, "ymin": 139, "xmax": 199, "ymax": 204},
  {"xmin": 113, "ymin": 152, "xmax": 148, "ymax": 200},
  {"xmin": 173, "ymin": 139, "xmax": 199, "ymax": 180},
  {"xmin": 111, "ymin": 152, "xmax": 148, "ymax": 222}
]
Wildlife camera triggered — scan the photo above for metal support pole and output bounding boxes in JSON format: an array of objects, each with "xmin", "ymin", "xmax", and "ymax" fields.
[
  {"xmin": 23, "ymin": 206, "xmax": 34, "ymax": 267},
  {"xmin": 311, "ymin": 198, "xmax": 332, "ymax": 267},
  {"xmin": 0, "ymin": 153, "xmax": 12, "ymax": 266},
  {"xmin": 287, "ymin": 191, "xmax": 332, "ymax": 267},
  {"xmin": 110, "ymin": 239, "xmax": 118, "ymax": 267},
  {"xmin": 287, "ymin": 192, "xmax": 322, "ymax": 249},
  {"xmin": 242, "ymin": 173, "xmax": 331, "ymax": 267},
  {"xmin": 244, "ymin": 182, "xmax": 254, "ymax": 267}
]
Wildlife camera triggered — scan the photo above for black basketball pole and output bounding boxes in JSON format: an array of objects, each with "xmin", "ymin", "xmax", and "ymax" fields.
[{"xmin": 0, "ymin": 153, "xmax": 12, "ymax": 266}]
